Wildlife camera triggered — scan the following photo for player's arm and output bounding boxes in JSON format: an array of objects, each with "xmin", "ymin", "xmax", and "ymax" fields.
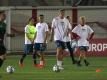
[
  {"xmin": 26, "ymin": 33, "xmax": 32, "ymax": 41},
  {"xmin": 67, "ymin": 20, "xmax": 72, "ymax": 37},
  {"xmin": 32, "ymin": 27, "xmax": 37, "ymax": 44},
  {"xmin": 50, "ymin": 19, "xmax": 55, "ymax": 42},
  {"xmin": 44, "ymin": 24, "xmax": 49, "ymax": 44},
  {"xmin": 6, "ymin": 33, "xmax": 15, "ymax": 37},
  {"xmin": 87, "ymin": 26, "xmax": 94, "ymax": 41},
  {"xmin": 25, "ymin": 26, "xmax": 33, "ymax": 42},
  {"xmin": 44, "ymin": 31, "xmax": 48, "ymax": 44},
  {"xmin": 72, "ymin": 26, "xmax": 81, "ymax": 40},
  {"xmin": 4, "ymin": 24, "xmax": 15, "ymax": 37},
  {"xmin": 32, "ymin": 32, "xmax": 37, "ymax": 44},
  {"xmin": 50, "ymin": 28, "xmax": 54, "ymax": 42}
]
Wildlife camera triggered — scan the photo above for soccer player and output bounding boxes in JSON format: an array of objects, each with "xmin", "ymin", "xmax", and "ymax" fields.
[
  {"xmin": 0, "ymin": 11, "xmax": 14, "ymax": 67},
  {"xmin": 34, "ymin": 14, "xmax": 49, "ymax": 68},
  {"xmin": 19, "ymin": 17, "xmax": 37, "ymax": 67},
  {"xmin": 72, "ymin": 16, "xmax": 94, "ymax": 66},
  {"xmin": 50, "ymin": 9, "xmax": 72, "ymax": 69},
  {"xmin": 66, "ymin": 16, "xmax": 77, "ymax": 64}
]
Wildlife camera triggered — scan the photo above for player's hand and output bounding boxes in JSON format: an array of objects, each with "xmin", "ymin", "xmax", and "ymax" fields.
[
  {"xmin": 50, "ymin": 37, "xmax": 53, "ymax": 42},
  {"xmin": 7, "ymin": 34, "xmax": 15, "ymax": 37},
  {"xmin": 43, "ymin": 43, "xmax": 47, "ymax": 48},
  {"xmin": 87, "ymin": 38, "xmax": 91, "ymax": 43},
  {"xmin": 31, "ymin": 40, "xmax": 34, "ymax": 45},
  {"xmin": 76, "ymin": 36, "xmax": 81, "ymax": 40}
]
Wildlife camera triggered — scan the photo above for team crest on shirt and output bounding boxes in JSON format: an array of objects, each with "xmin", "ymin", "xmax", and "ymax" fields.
[{"xmin": 38, "ymin": 26, "xmax": 41, "ymax": 29}]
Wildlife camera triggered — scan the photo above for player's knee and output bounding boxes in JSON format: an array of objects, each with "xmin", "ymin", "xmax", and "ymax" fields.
[{"xmin": 0, "ymin": 58, "xmax": 4, "ymax": 67}]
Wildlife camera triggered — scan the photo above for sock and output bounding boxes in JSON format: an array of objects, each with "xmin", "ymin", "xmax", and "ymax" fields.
[
  {"xmin": 0, "ymin": 58, "xmax": 3, "ymax": 67},
  {"xmin": 40, "ymin": 61, "xmax": 44, "ymax": 65},
  {"xmin": 69, "ymin": 51, "xmax": 75, "ymax": 63},
  {"xmin": 57, "ymin": 60, "xmax": 62, "ymax": 67},
  {"xmin": 67, "ymin": 44, "xmax": 75, "ymax": 63},
  {"xmin": 84, "ymin": 59, "xmax": 88, "ymax": 64},
  {"xmin": 20, "ymin": 54, "xmax": 27, "ymax": 64},
  {"xmin": 78, "ymin": 58, "xmax": 82, "ymax": 64},
  {"xmin": 33, "ymin": 54, "xmax": 37, "ymax": 64}
]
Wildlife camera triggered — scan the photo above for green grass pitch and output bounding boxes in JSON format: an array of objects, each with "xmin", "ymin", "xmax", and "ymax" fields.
[{"xmin": 0, "ymin": 55, "xmax": 107, "ymax": 80}]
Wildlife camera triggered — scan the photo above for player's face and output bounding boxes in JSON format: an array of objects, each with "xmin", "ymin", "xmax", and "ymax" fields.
[
  {"xmin": 30, "ymin": 18, "xmax": 35, "ymax": 25},
  {"xmin": 67, "ymin": 16, "xmax": 71, "ymax": 22},
  {"xmin": 39, "ymin": 16, "xmax": 44, "ymax": 22},
  {"xmin": 0, "ymin": 13, "xmax": 6, "ymax": 21},
  {"xmin": 79, "ymin": 18, "xmax": 85, "ymax": 26},
  {"xmin": 59, "ymin": 11, "xmax": 65, "ymax": 18}
]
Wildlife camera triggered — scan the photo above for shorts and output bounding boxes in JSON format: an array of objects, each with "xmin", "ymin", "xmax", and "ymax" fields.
[
  {"xmin": 24, "ymin": 44, "xmax": 33, "ymax": 54},
  {"xmin": 55, "ymin": 40, "xmax": 66, "ymax": 49},
  {"xmin": 34, "ymin": 43, "xmax": 47, "ymax": 52},
  {"xmin": 78, "ymin": 46, "xmax": 89, "ymax": 52},
  {"xmin": 0, "ymin": 43, "xmax": 6, "ymax": 56}
]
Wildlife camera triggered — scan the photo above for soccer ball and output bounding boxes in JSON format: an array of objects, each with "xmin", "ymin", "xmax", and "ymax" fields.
[
  {"xmin": 52, "ymin": 65, "xmax": 60, "ymax": 72},
  {"xmin": 6, "ymin": 66, "xmax": 15, "ymax": 74}
]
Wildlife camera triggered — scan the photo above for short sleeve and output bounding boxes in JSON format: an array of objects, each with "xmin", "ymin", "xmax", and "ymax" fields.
[
  {"xmin": 51, "ymin": 18, "xmax": 56, "ymax": 28},
  {"xmin": 25, "ymin": 25, "xmax": 29, "ymax": 33},
  {"xmin": 88, "ymin": 26, "xmax": 94, "ymax": 34},
  {"xmin": 72, "ymin": 26, "xmax": 78, "ymax": 33},
  {"xmin": 68, "ymin": 20, "xmax": 72, "ymax": 30},
  {"xmin": 45, "ymin": 23, "xmax": 49, "ymax": 32}
]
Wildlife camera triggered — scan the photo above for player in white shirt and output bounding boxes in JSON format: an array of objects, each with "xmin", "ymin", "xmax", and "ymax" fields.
[
  {"xmin": 34, "ymin": 15, "xmax": 49, "ymax": 68},
  {"xmin": 72, "ymin": 16, "xmax": 94, "ymax": 66},
  {"xmin": 19, "ymin": 17, "xmax": 37, "ymax": 67},
  {"xmin": 50, "ymin": 9, "xmax": 72, "ymax": 69}
]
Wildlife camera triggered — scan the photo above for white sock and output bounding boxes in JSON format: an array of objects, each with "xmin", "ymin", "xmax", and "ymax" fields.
[
  {"xmin": 57, "ymin": 60, "xmax": 62, "ymax": 67},
  {"xmin": 40, "ymin": 61, "xmax": 43, "ymax": 65}
]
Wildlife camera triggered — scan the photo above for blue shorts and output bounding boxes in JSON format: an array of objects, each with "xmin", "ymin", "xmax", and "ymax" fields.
[
  {"xmin": 34, "ymin": 43, "xmax": 47, "ymax": 52},
  {"xmin": 24, "ymin": 44, "xmax": 33, "ymax": 54},
  {"xmin": 79, "ymin": 46, "xmax": 89, "ymax": 52},
  {"xmin": 55, "ymin": 40, "xmax": 66, "ymax": 49}
]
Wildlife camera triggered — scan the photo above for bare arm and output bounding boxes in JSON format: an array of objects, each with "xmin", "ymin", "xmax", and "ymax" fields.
[
  {"xmin": 32, "ymin": 32, "xmax": 37, "ymax": 44},
  {"xmin": 50, "ymin": 28, "xmax": 54, "ymax": 42},
  {"xmin": 87, "ymin": 32, "xmax": 94, "ymax": 41},
  {"xmin": 44, "ymin": 31, "xmax": 48, "ymax": 43},
  {"xmin": 26, "ymin": 33, "xmax": 33, "ymax": 42},
  {"xmin": 6, "ymin": 33, "xmax": 15, "ymax": 37}
]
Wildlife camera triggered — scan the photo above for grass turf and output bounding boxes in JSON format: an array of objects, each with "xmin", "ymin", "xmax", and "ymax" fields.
[{"xmin": 0, "ymin": 55, "xmax": 107, "ymax": 80}]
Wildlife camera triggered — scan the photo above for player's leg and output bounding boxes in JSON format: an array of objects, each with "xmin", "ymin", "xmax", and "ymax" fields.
[
  {"xmin": 0, "ymin": 55, "xmax": 5, "ymax": 67},
  {"xmin": 34, "ymin": 43, "xmax": 45, "ymax": 68},
  {"xmin": 39, "ymin": 52, "xmax": 45, "ymax": 66},
  {"xmin": 39, "ymin": 43, "xmax": 47, "ymax": 66},
  {"xmin": 32, "ymin": 51, "xmax": 37, "ymax": 65},
  {"xmin": 0, "ymin": 44, "xmax": 6, "ymax": 67},
  {"xmin": 55, "ymin": 40, "xmax": 64, "ymax": 69},
  {"xmin": 77, "ymin": 46, "xmax": 84, "ymax": 66},
  {"xmin": 33, "ymin": 43, "xmax": 40, "ymax": 66},
  {"xmin": 83, "ymin": 47, "xmax": 90, "ymax": 66},
  {"xmin": 66, "ymin": 42, "xmax": 76, "ymax": 64},
  {"xmin": 19, "ymin": 44, "xmax": 32, "ymax": 67},
  {"xmin": 77, "ymin": 54, "xmax": 82, "ymax": 66}
]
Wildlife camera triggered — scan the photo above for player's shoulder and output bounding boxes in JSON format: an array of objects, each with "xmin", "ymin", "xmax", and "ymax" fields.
[
  {"xmin": 25, "ymin": 25, "xmax": 28, "ymax": 28},
  {"xmin": 43, "ymin": 22, "xmax": 48, "ymax": 25},
  {"xmin": 75, "ymin": 24, "xmax": 80, "ymax": 28},
  {"xmin": 84, "ymin": 24, "xmax": 91, "ymax": 28},
  {"xmin": 53, "ymin": 17, "xmax": 59, "ymax": 21},
  {"xmin": 3, "ymin": 22, "xmax": 6, "ymax": 26}
]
